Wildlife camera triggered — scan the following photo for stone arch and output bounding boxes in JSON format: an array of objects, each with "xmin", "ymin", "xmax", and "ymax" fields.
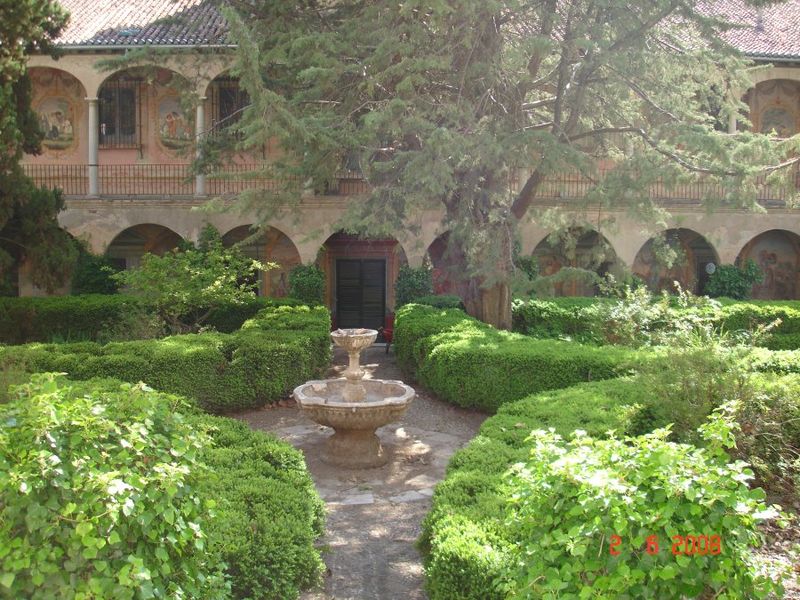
[
  {"xmin": 736, "ymin": 229, "xmax": 800, "ymax": 300},
  {"xmin": 105, "ymin": 224, "xmax": 183, "ymax": 270},
  {"xmin": 531, "ymin": 227, "xmax": 621, "ymax": 296},
  {"xmin": 221, "ymin": 225, "xmax": 302, "ymax": 298},
  {"xmin": 633, "ymin": 228, "xmax": 719, "ymax": 295},
  {"xmin": 319, "ymin": 232, "xmax": 409, "ymax": 327}
]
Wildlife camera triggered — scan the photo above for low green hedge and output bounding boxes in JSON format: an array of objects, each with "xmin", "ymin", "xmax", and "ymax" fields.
[
  {"xmin": 1, "ymin": 375, "xmax": 324, "ymax": 599},
  {"xmin": 413, "ymin": 295, "xmax": 465, "ymax": 310},
  {"xmin": 511, "ymin": 297, "xmax": 800, "ymax": 348},
  {"xmin": 0, "ymin": 304, "xmax": 331, "ymax": 413},
  {"xmin": 0, "ymin": 295, "xmax": 298, "ymax": 344},
  {"xmin": 0, "ymin": 295, "xmax": 143, "ymax": 344},
  {"xmin": 395, "ymin": 304, "xmax": 638, "ymax": 412},
  {"xmin": 189, "ymin": 413, "xmax": 325, "ymax": 599}
]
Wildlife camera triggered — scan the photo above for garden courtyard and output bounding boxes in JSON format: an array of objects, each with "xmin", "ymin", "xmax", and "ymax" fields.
[{"xmin": 3, "ymin": 275, "xmax": 800, "ymax": 599}]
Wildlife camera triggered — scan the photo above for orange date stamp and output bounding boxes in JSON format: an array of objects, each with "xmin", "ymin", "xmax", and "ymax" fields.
[{"xmin": 609, "ymin": 534, "xmax": 723, "ymax": 556}]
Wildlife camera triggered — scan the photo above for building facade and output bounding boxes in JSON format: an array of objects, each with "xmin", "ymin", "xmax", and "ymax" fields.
[{"xmin": 17, "ymin": 0, "xmax": 800, "ymax": 326}]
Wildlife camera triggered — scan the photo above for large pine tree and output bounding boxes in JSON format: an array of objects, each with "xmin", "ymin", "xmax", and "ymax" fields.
[
  {"xmin": 217, "ymin": 0, "xmax": 799, "ymax": 328},
  {"xmin": 0, "ymin": 0, "xmax": 76, "ymax": 294}
]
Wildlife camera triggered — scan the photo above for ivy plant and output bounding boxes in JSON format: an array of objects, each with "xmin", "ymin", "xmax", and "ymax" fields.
[{"xmin": 0, "ymin": 374, "xmax": 229, "ymax": 599}]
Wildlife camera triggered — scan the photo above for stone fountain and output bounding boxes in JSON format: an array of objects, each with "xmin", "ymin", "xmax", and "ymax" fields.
[{"xmin": 293, "ymin": 328, "xmax": 415, "ymax": 468}]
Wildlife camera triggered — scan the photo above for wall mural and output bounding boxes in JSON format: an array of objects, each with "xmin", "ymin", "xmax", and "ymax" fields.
[
  {"xmin": 760, "ymin": 107, "xmax": 796, "ymax": 137},
  {"xmin": 37, "ymin": 97, "xmax": 74, "ymax": 149},
  {"xmin": 741, "ymin": 232, "xmax": 800, "ymax": 300},
  {"xmin": 158, "ymin": 97, "xmax": 193, "ymax": 150}
]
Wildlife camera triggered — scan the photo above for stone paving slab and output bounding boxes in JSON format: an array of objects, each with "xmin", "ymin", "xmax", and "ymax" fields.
[{"xmin": 235, "ymin": 346, "xmax": 487, "ymax": 600}]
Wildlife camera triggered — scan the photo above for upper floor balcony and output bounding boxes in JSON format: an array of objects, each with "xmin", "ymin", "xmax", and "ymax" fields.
[{"xmin": 22, "ymin": 162, "xmax": 799, "ymax": 207}]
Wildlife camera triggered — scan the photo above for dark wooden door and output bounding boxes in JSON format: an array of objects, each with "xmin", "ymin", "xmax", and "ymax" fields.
[{"xmin": 335, "ymin": 259, "xmax": 386, "ymax": 330}]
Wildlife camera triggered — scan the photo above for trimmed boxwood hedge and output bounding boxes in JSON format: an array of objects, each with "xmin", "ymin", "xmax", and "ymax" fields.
[
  {"xmin": 395, "ymin": 304, "xmax": 639, "ymax": 412},
  {"xmin": 420, "ymin": 378, "xmax": 645, "ymax": 600},
  {"xmin": 0, "ymin": 304, "xmax": 331, "ymax": 413},
  {"xmin": 0, "ymin": 295, "xmax": 299, "ymax": 344},
  {"xmin": 188, "ymin": 412, "xmax": 325, "ymax": 599}
]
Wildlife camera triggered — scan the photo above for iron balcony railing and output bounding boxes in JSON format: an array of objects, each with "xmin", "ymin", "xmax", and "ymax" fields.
[{"xmin": 21, "ymin": 162, "xmax": 800, "ymax": 204}]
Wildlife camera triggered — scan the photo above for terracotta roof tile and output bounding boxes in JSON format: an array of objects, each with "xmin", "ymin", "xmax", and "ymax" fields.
[
  {"xmin": 55, "ymin": 0, "xmax": 229, "ymax": 47},
  {"xmin": 52, "ymin": 0, "xmax": 800, "ymax": 58},
  {"xmin": 705, "ymin": 0, "xmax": 800, "ymax": 59}
]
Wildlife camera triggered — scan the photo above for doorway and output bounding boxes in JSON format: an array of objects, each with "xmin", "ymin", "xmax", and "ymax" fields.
[{"xmin": 335, "ymin": 259, "xmax": 386, "ymax": 330}]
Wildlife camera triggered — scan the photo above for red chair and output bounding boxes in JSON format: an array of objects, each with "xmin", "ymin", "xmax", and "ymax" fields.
[{"xmin": 380, "ymin": 313, "xmax": 395, "ymax": 354}]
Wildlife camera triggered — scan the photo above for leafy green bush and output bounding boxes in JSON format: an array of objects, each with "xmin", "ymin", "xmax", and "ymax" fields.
[
  {"xmin": 114, "ymin": 225, "xmax": 269, "ymax": 333},
  {"xmin": 421, "ymin": 398, "xmax": 788, "ymax": 600},
  {"xmin": 395, "ymin": 264, "xmax": 433, "ymax": 306},
  {"xmin": 512, "ymin": 294, "xmax": 800, "ymax": 344},
  {"xmin": 759, "ymin": 333, "xmax": 800, "ymax": 350},
  {"xmin": 396, "ymin": 304, "xmax": 638, "ymax": 411},
  {"xmin": 0, "ymin": 294, "xmax": 143, "ymax": 344},
  {"xmin": 0, "ymin": 305, "xmax": 332, "ymax": 412},
  {"xmin": 502, "ymin": 413, "xmax": 785, "ymax": 599},
  {"xmin": 0, "ymin": 374, "xmax": 228, "ymax": 599},
  {"xmin": 288, "ymin": 264, "xmax": 325, "ymax": 305},
  {"xmin": 719, "ymin": 302, "xmax": 800, "ymax": 335},
  {"xmin": 0, "ymin": 295, "xmax": 291, "ymax": 345},
  {"xmin": 705, "ymin": 260, "xmax": 764, "ymax": 300}
]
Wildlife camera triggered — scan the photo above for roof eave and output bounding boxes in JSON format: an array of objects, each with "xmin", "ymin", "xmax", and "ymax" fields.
[{"xmin": 53, "ymin": 43, "xmax": 237, "ymax": 51}]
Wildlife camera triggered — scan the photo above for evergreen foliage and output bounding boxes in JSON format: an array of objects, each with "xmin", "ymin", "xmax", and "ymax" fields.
[
  {"xmin": 0, "ymin": 1, "xmax": 76, "ymax": 293},
  {"xmin": 395, "ymin": 264, "xmax": 434, "ymax": 307}
]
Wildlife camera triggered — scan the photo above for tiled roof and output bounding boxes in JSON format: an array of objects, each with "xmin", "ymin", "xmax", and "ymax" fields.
[
  {"xmin": 52, "ymin": 0, "xmax": 800, "ymax": 58},
  {"xmin": 706, "ymin": 0, "xmax": 800, "ymax": 59},
  {"xmin": 54, "ymin": 0, "xmax": 229, "ymax": 47}
]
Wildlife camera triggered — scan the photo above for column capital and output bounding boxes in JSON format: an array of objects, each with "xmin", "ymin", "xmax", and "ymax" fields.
[{"xmin": 85, "ymin": 97, "xmax": 99, "ymax": 103}]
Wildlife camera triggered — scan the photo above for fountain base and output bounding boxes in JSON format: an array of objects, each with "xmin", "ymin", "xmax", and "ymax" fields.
[{"xmin": 323, "ymin": 428, "xmax": 388, "ymax": 468}]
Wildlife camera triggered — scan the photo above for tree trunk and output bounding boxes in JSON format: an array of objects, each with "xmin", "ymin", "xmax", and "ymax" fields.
[{"xmin": 465, "ymin": 280, "xmax": 512, "ymax": 330}]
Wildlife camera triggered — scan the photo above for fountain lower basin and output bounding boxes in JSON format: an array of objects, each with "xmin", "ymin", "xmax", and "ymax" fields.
[{"xmin": 293, "ymin": 378, "xmax": 414, "ymax": 468}]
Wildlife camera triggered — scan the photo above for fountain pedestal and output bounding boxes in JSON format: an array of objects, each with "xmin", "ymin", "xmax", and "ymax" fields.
[{"xmin": 293, "ymin": 328, "xmax": 415, "ymax": 469}]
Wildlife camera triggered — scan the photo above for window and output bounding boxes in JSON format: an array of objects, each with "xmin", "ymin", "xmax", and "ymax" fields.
[
  {"xmin": 99, "ymin": 78, "xmax": 141, "ymax": 148},
  {"xmin": 210, "ymin": 78, "xmax": 249, "ymax": 132}
]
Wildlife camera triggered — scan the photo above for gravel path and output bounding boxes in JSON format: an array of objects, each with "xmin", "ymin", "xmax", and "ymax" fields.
[{"xmin": 234, "ymin": 345, "xmax": 487, "ymax": 600}]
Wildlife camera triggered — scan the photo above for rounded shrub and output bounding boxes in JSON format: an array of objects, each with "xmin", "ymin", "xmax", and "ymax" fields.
[
  {"xmin": 705, "ymin": 260, "xmax": 763, "ymax": 300},
  {"xmin": 395, "ymin": 264, "xmax": 433, "ymax": 306}
]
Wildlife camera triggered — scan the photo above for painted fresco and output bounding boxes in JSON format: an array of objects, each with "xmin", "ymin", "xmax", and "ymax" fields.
[
  {"xmin": 158, "ymin": 97, "xmax": 193, "ymax": 150},
  {"xmin": 37, "ymin": 97, "xmax": 74, "ymax": 149},
  {"xmin": 740, "ymin": 231, "xmax": 800, "ymax": 300}
]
